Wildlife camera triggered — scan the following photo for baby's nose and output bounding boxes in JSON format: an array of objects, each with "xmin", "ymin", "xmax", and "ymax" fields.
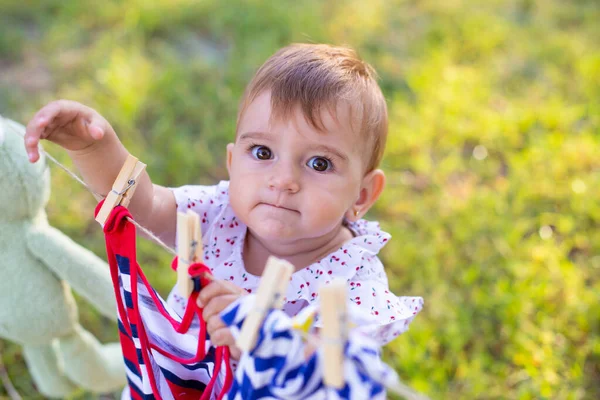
[{"xmin": 268, "ymin": 165, "xmax": 300, "ymax": 193}]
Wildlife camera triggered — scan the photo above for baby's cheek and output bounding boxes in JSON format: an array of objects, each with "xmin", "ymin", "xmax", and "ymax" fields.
[
  {"xmin": 228, "ymin": 186, "xmax": 251, "ymax": 225},
  {"xmin": 306, "ymin": 196, "xmax": 347, "ymax": 225}
]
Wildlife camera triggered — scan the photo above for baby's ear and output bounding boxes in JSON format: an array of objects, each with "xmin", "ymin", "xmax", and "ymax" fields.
[
  {"xmin": 226, "ymin": 143, "xmax": 234, "ymax": 176},
  {"xmin": 347, "ymin": 169, "xmax": 386, "ymax": 221}
]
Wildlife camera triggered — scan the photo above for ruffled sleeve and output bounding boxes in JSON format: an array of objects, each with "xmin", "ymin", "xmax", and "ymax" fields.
[
  {"xmin": 349, "ymin": 277, "xmax": 424, "ymax": 345},
  {"xmin": 298, "ymin": 219, "xmax": 423, "ymax": 345},
  {"xmin": 348, "ymin": 221, "xmax": 424, "ymax": 344}
]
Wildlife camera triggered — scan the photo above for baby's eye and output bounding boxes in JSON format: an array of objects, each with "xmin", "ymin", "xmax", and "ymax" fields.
[
  {"xmin": 251, "ymin": 145, "xmax": 273, "ymax": 160},
  {"xmin": 307, "ymin": 156, "xmax": 332, "ymax": 172}
]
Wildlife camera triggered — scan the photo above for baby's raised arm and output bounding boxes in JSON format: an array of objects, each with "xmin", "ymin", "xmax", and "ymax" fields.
[{"xmin": 25, "ymin": 100, "xmax": 177, "ymax": 247}]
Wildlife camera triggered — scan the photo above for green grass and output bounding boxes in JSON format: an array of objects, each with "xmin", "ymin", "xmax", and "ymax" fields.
[{"xmin": 1, "ymin": 0, "xmax": 599, "ymax": 398}]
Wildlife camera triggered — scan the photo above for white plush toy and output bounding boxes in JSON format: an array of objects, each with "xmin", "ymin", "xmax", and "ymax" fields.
[{"xmin": 0, "ymin": 116, "xmax": 126, "ymax": 397}]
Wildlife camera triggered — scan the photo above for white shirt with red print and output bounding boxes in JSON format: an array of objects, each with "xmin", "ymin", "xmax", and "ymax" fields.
[{"xmin": 166, "ymin": 181, "xmax": 423, "ymax": 345}]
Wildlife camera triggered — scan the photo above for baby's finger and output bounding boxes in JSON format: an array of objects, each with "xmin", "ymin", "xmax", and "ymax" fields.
[
  {"xmin": 24, "ymin": 100, "xmax": 76, "ymax": 162},
  {"xmin": 24, "ymin": 110, "xmax": 53, "ymax": 162},
  {"xmin": 198, "ymin": 280, "xmax": 243, "ymax": 307},
  {"xmin": 202, "ymin": 294, "xmax": 240, "ymax": 322},
  {"xmin": 81, "ymin": 111, "xmax": 108, "ymax": 141},
  {"xmin": 206, "ymin": 314, "xmax": 226, "ymax": 335},
  {"xmin": 24, "ymin": 135, "xmax": 41, "ymax": 163},
  {"xmin": 35, "ymin": 100, "xmax": 82, "ymax": 127},
  {"xmin": 229, "ymin": 345, "xmax": 242, "ymax": 361},
  {"xmin": 209, "ymin": 327, "xmax": 235, "ymax": 347},
  {"xmin": 87, "ymin": 123, "xmax": 105, "ymax": 140},
  {"xmin": 30, "ymin": 100, "xmax": 75, "ymax": 135}
]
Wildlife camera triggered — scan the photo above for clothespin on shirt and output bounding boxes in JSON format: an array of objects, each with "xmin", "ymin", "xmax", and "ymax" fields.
[
  {"xmin": 320, "ymin": 279, "xmax": 348, "ymax": 389},
  {"xmin": 177, "ymin": 210, "xmax": 204, "ymax": 298},
  {"xmin": 95, "ymin": 154, "xmax": 146, "ymax": 227},
  {"xmin": 236, "ymin": 256, "xmax": 294, "ymax": 352}
]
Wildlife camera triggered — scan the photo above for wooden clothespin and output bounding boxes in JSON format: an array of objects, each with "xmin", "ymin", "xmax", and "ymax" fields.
[
  {"xmin": 95, "ymin": 154, "xmax": 146, "ymax": 227},
  {"xmin": 236, "ymin": 256, "xmax": 294, "ymax": 352},
  {"xmin": 177, "ymin": 210, "xmax": 204, "ymax": 298},
  {"xmin": 320, "ymin": 279, "xmax": 348, "ymax": 389}
]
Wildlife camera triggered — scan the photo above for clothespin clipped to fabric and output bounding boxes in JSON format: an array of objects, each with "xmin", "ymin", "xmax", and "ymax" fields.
[
  {"xmin": 236, "ymin": 256, "xmax": 294, "ymax": 352},
  {"xmin": 177, "ymin": 210, "xmax": 204, "ymax": 298},
  {"xmin": 320, "ymin": 279, "xmax": 348, "ymax": 389},
  {"xmin": 95, "ymin": 154, "xmax": 146, "ymax": 227}
]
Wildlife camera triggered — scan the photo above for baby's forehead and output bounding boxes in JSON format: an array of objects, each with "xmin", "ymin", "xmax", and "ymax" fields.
[
  {"xmin": 240, "ymin": 94, "xmax": 362, "ymax": 141},
  {"xmin": 283, "ymin": 101, "xmax": 368, "ymax": 156}
]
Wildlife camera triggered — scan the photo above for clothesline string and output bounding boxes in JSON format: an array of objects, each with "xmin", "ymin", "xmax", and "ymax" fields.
[{"xmin": 3, "ymin": 116, "xmax": 177, "ymax": 257}]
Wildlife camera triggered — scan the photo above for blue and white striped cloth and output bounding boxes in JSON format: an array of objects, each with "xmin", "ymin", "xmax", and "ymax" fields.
[{"xmin": 220, "ymin": 295, "xmax": 402, "ymax": 399}]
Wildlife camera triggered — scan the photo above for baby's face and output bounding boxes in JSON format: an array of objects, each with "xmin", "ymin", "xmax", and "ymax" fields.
[{"xmin": 227, "ymin": 90, "xmax": 365, "ymax": 244}]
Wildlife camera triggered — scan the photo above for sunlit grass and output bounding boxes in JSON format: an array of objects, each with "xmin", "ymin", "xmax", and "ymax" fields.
[{"xmin": 1, "ymin": 0, "xmax": 599, "ymax": 398}]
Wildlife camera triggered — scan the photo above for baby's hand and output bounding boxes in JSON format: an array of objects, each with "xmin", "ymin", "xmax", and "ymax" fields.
[
  {"xmin": 198, "ymin": 279, "xmax": 247, "ymax": 360},
  {"xmin": 25, "ymin": 100, "xmax": 115, "ymax": 163}
]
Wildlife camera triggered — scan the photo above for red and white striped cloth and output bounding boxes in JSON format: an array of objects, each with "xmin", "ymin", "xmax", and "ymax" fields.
[{"xmin": 98, "ymin": 202, "xmax": 233, "ymax": 400}]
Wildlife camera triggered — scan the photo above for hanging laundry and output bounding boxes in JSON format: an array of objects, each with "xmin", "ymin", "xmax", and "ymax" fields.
[
  {"xmin": 221, "ymin": 295, "xmax": 403, "ymax": 400},
  {"xmin": 98, "ymin": 203, "xmax": 233, "ymax": 400}
]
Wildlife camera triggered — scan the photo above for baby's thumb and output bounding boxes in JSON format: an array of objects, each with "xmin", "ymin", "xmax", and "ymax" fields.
[{"xmin": 88, "ymin": 124, "xmax": 105, "ymax": 140}]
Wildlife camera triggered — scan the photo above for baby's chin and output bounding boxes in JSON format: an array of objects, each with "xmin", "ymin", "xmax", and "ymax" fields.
[{"xmin": 248, "ymin": 217, "xmax": 305, "ymax": 244}]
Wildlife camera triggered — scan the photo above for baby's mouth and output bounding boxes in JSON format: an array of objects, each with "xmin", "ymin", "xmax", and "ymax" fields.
[{"xmin": 259, "ymin": 202, "xmax": 298, "ymax": 213}]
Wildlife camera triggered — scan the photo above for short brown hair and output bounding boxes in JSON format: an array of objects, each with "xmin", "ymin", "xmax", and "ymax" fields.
[{"xmin": 237, "ymin": 43, "xmax": 388, "ymax": 172}]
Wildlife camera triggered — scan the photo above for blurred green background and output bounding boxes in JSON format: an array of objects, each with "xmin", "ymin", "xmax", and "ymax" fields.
[{"xmin": 1, "ymin": 0, "xmax": 599, "ymax": 399}]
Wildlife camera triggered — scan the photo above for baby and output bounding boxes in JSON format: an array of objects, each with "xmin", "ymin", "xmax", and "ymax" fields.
[{"xmin": 25, "ymin": 44, "xmax": 423, "ymax": 360}]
